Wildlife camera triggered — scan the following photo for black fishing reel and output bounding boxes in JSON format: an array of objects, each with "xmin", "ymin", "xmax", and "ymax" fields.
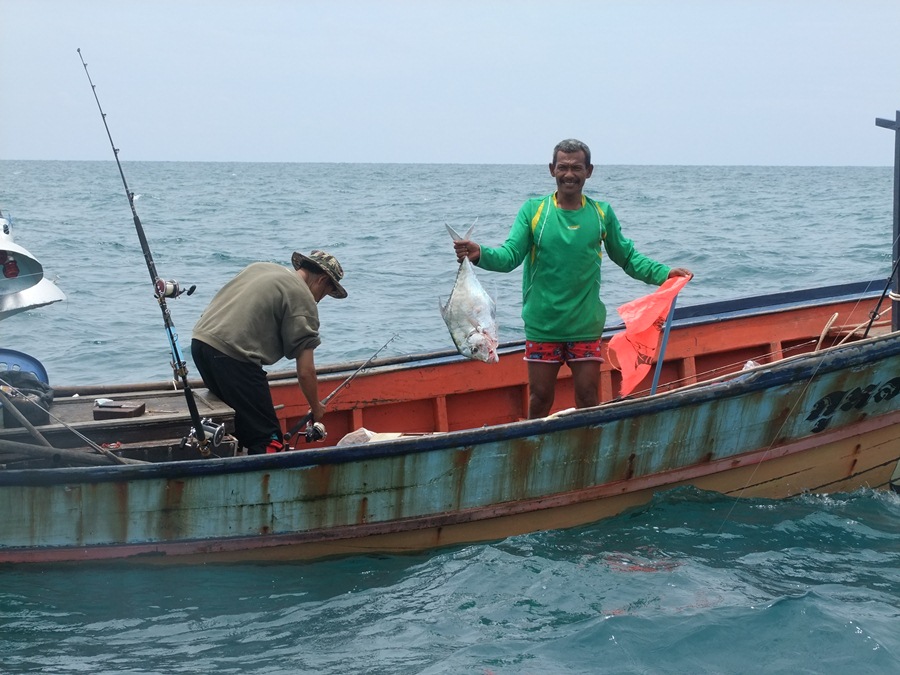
[
  {"xmin": 305, "ymin": 421, "xmax": 327, "ymax": 443},
  {"xmin": 155, "ymin": 277, "xmax": 196, "ymax": 299}
]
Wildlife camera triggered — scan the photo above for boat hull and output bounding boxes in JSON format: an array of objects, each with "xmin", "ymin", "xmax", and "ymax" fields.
[{"xmin": 2, "ymin": 322, "xmax": 899, "ymax": 564}]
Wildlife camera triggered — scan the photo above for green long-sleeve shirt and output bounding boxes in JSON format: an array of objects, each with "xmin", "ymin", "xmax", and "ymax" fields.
[{"xmin": 477, "ymin": 194, "xmax": 670, "ymax": 342}]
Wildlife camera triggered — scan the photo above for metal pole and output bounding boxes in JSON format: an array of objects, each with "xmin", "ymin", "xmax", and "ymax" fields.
[
  {"xmin": 650, "ymin": 297, "xmax": 677, "ymax": 396},
  {"xmin": 875, "ymin": 110, "xmax": 900, "ymax": 331}
]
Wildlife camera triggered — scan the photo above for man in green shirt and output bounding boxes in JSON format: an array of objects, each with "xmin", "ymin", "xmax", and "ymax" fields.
[
  {"xmin": 453, "ymin": 139, "xmax": 691, "ymax": 418},
  {"xmin": 192, "ymin": 250, "xmax": 347, "ymax": 454}
]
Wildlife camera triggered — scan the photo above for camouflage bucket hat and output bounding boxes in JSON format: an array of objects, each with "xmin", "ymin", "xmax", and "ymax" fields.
[{"xmin": 292, "ymin": 249, "xmax": 348, "ymax": 299}]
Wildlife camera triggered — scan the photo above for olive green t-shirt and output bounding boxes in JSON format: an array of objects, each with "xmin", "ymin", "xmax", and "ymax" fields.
[{"xmin": 193, "ymin": 262, "xmax": 321, "ymax": 366}]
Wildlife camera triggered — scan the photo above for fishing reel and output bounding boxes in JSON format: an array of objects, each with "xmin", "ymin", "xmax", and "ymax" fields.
[
  {"xmin": 284, "ymin": 414, "xmax": 327, "ymax": 447},
  {"xmin": 155, "ymin": 277, "xmax": 196, "ymax": 299},
  {"xmin": 182, "ymin": 418, "xmax": 232, "ymax": 457},
  {"xmin": 305, "ymin": 421, "xmax": 327, "ymax": 443}
]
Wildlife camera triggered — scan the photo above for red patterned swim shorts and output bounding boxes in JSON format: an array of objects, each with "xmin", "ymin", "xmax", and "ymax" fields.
[{"xmin": 524, "ymin": 339, "xmax": 604, "ymax": 364}]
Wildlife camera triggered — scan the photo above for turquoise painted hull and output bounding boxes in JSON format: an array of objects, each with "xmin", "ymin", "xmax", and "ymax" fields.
[{"xmin": 2, "ymin": 328, "xmax": 899, "ymax": 564}]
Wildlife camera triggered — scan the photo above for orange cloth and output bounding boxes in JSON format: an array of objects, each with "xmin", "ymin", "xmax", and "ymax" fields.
[{"xmin": 607, "ymin": 276, "xmax": 690, "ymax": 396}]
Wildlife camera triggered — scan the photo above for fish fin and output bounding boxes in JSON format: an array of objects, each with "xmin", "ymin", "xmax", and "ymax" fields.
[{"xmin": 484, "ymin": 280, "xmax": 498, "ymax": 310}]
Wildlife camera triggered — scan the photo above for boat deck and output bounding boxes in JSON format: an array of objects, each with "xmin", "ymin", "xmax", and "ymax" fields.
[{"xmin": 0, "ymin": 387, "xmax": 235, "ymax": 465}]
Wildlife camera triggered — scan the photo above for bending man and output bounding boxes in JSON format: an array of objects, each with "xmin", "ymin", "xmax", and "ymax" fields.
[{"xmin": 192, "ymin": 250, "xmax": 347, "ymax": 454}]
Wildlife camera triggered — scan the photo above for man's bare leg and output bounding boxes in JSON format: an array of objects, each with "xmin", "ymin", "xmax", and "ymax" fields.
[
  {"xmin": 570, "ymin": 360, "xmax": 601, "ymax": 409},
  {"xmin": 527, "ymin": 361, "xmax": 562, "ymax": 418}
]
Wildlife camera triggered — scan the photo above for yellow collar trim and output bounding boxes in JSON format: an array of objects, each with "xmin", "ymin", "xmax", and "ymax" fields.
[{"xmin": 552, "ymin": 193, "xmax": 586, "ymax": 209}]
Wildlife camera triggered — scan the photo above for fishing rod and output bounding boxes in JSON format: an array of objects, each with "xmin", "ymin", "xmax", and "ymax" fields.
[
  {"xmin": 77, "ymin": 48, "xmax": 223, "ymax": 457},
  {"xmin": 284, "ymin": 334, "xmax": 398, "ymax": 446},
  {"xmin": 862, "ymin": 236, "xmax": 900, "ymax": 339}
]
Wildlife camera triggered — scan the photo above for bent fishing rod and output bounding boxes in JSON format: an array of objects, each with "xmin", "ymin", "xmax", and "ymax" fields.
[
  {"xmin": 77, "ymin": 48, "xmax": 223, "ymax": 457},
  {"xmin": 862, "ymin": 235, "xmax": 900, "ymax": 339},
  {"xmin": 284, "ymin": 334, "xmax": 398, "ymax": 445}
]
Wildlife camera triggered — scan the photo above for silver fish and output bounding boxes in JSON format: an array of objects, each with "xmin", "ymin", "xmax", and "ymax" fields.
[{"xmin": 440, "ymin": 223, "xmax": 499, "ymax": 363}]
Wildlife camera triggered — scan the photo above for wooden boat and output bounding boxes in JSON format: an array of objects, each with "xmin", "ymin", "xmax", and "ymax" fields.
[
  {"xmin": 2, "ymin": 113, "xmax": 899, "ymax": 564},
  {"xmin": 1, "ymin": 275, "xmax": 899, "ymax": 564}
]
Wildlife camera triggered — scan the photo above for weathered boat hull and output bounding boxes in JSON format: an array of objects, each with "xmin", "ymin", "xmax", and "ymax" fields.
[{"xmin": 2, "ymin": 302, "xmax": 898, "ymax": 563}]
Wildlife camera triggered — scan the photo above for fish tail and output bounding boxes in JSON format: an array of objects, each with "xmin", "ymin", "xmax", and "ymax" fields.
[
  {"xmin": 445, "ymin": 223, "xmax": 463, "ymax": 241},
  {"xmin": 463, "ymin": 217, "xmax": 478, "ymax": 240},
  {"xmin": 446, "ymin": 218, "xmax": 478, "ymax": 242}
]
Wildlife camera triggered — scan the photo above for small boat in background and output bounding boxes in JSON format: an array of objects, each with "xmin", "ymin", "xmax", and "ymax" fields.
[
  {"xmin": 0, "ymin": 207, "xmax": 67, "ymax": 436},
  {"xmin": 0, "ymin": 208, "xmax": 66, "ymax": 321}
]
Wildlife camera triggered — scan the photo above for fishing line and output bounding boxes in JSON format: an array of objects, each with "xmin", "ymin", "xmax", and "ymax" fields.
[
  {"xmin": 711, "ymin": 321, "xmax": 880, "ymax": 533},
  {"xmin": 625, "ymin": 339, "xmax": 819, "ymax": 398},
  {"xmin": 283, "ymin": 334, "xmax": 398, "ymax": 445},
  {"xmin": 862, "ymin": 235, "xmax": 900, "ymax": 338},
  {"xmin": 831, "ymin": 228, "xmax": 900, "ymax": 341},
  {"xmin": 76, "ymin": 48, "xmax": 222, "ymax": 457}
]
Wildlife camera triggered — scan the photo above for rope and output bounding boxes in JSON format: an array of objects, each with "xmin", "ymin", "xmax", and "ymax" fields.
[
  {"xmin": 815, "ymin": 313, "xmax": 839, "ymax": 352},
  {"xmin": 0, "ymin": 377, "xmax": 134, "ymax": 465}
]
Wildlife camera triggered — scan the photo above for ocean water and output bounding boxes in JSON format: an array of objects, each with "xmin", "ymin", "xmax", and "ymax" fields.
[
  {"xmin": 1, "ymin": 489, "xmax": 898, "ymax": 674},
  {"xmin": 0, "ymin": 161, "xmax": 893, "ymax": 384},
  {"xmin": 1, "ymin": 161, "xmax": 899, "ymax": 673}
]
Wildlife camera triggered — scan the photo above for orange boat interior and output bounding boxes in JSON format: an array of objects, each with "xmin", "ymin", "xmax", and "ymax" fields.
[{"xmin": 274, "ymin": 290, "xmax": 892, "ymax": 450}]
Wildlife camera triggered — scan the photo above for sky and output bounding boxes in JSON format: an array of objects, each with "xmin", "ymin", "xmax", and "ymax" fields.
[{"xmin": 1, "ymin": 0, "xmax": 900, "ymax": 166}]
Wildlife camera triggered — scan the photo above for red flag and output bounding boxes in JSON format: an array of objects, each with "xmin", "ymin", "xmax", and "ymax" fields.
[{"xmin": 607, "ymin": 275, "xmax": 690, "ymax": 397}]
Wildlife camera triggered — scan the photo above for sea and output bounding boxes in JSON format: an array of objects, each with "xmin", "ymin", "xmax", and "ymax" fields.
[{"xmin": 1, "ymin": 161, "xmax": 898, "ymax": 673}]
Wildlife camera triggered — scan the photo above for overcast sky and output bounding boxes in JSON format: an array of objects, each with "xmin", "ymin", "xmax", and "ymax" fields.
[{"xmin": 2, "ymin": 0, "xmax": 899, "ymax": 165}]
